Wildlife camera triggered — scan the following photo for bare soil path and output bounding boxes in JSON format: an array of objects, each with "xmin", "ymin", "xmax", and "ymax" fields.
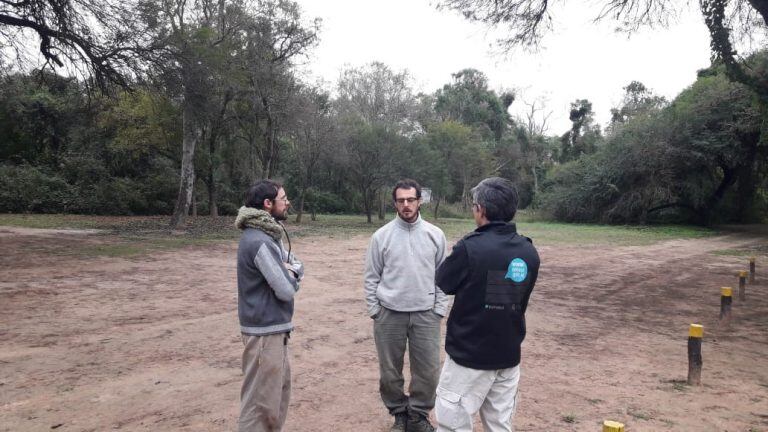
[{"xmin": 1, "ymin": 228, "xmax": 767, "ymax": 431}]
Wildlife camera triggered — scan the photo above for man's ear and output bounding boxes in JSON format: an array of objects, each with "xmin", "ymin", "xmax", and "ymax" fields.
[{"xmin": 262, "ymin": 198, "xmax": 272, "ymax": 210}]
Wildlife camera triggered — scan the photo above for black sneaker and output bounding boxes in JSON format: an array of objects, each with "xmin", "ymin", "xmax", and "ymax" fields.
[
  {"xmin": 390, "ymin": 412, "xmax": 407, "ymax": 432},
  {"xmin": 407, "ymin": 411, "xmax": 435, "ymax": 432}
]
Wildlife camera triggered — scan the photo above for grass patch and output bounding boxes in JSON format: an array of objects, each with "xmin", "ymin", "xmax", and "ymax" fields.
[
  {"xmin": 518, "ymin": 222, "xmax": 714, "ymax": 246},
  {"xmin": 59, "ymin": 237, "xmax": 219, "ymax": 258},
  {"xmin": 290, "ymin": 214, "xmax": 477, "ymax": 241},
  {"xmin": 0, "ymin": 213, "xmax": 104, "ymax": 229},
  {"xmin": 1, "ymin": 213, "xmax": 718, "ymax": 250},
  {"xmin": 290, "ymin": 214, "xmax": 715, "ymax": 246},
  {"xmin": 561, "ymin": 414, "xmax": 577, "ymax": 424},
  {"xmin": 711, "ymin": 244, "xmax": 768, "ymax": 257}
]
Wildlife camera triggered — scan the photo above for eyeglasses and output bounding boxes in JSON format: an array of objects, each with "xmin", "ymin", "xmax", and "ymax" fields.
[
  {"xmin": 394, "ymin": 197, "xmax": 419, "ymax": 205},
  {"xmin": 273, "ymin": 196, "xmax": 290, "ymax": 203}
]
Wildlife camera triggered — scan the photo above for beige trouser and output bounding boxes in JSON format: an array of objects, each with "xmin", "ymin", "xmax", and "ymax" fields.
[
  {"xmin": 239, "ymin": 333, "xmax": 291, "ymax": 432},
  {"xmin": 435, "ymin": 356, "xmax": 520, "ymax": 432}
]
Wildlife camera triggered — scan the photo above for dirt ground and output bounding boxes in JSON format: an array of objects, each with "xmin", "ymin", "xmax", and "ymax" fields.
[{"xmin": 1, "ymin": 226, "xmax": 767, "ymax": 431}]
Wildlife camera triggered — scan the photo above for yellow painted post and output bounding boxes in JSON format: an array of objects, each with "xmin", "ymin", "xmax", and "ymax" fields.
[
  {"xmin": 603, "ymin": 420, "xmax": 625, "ymax": 432},
  {"xmin": 688, "ymin": 324, "xmax": 703, "ymax": 385},
  {"xmin": 738, "ymin": 271, "xmax": 747, "ymax": 301},
  {"xmin": 749, "ymin": 257, "xmax": 756, "ymax": 284},
  {"xmin": 720, "ymin": 287, "xmax": 732, "ymax": 324}
]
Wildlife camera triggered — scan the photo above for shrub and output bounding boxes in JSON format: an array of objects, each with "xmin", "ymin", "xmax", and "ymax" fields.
[{"xmin": 0, "ymin": 164, "xmax": 72, "ymax": 213}]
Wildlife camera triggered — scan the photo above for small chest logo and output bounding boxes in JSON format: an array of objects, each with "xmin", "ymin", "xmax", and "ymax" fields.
[{"xmin": 505, "ymin": 258, "xmax": 528, "ymax": 283}]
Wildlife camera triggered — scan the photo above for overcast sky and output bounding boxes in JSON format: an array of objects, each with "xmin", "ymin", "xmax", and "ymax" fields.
[{"xmin": 293, "ymin": 0, "xmax": 715, "ymax": 134}]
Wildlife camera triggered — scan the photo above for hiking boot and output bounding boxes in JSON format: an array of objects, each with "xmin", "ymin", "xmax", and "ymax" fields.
[
  {"xmin": 407, "ymin": 411, "xmax": 435, "ymax": 432},
  {"xmin": 390, "ymin": 412, "xmax": 407, "ymax": 432}
]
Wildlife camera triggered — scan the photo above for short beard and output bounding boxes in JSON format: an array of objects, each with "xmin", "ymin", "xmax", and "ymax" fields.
[
  {"xmin": 397, "ymin": 209, "xmax": 419, "ymax": 222},
  {"xmin": 271, "ymin": 209, "xmax": 288, "ymax": 221}
]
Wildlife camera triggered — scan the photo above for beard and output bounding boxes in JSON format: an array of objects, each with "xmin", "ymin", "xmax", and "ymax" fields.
[
  {"xmin": 397, "ymin": 207, "xmax": 419, "ymax": 223},
  {"xmin": 271, "ymin": 208, "xmax": 289, "ymax": 221}
]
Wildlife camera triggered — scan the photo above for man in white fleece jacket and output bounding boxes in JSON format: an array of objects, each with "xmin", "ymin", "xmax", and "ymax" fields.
[{"xmin": 364, "ymin": 178, "xmax": 448, "ymax": 432}]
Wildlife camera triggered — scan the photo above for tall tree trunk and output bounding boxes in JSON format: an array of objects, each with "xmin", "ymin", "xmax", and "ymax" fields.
[
  {"xmin": 208, "ymin": 134, "xmax": 218, "ymax": 217},
  {"xmin": 735, "ymin": 133, "xmax": 760, "ymax": 221},
  {"xmin": 261, "ymin": 97, "xmax": 275, "ymax": 179},
  {"xmin": 433, "ymin": 196, "xmax": 441, "ymax": 221},
  {"xmin": 363, "ymin": 187, "xmax": 373, "ymax": 223},
  {"xmin": 295, "ymin": 188, "xmax": 305, "ymax": 223},
  {"xmin": 378, "ymin": 189, "xmax": 385, "ymax": 220},
  {"xmin": 206, "ymin": 90, "xmax": 231, "ymax": 217},
  {"xmin": 699, "ymin": 165, "xmax": 737, "ymax": 225},
  {"xmin": 170, "ymin": 101, "xmax": 198, "ymax": 229},
  {"xmin": 461, "ymin": 171, "xmax": 471, "ymax": 210},
  {"xmin": 531, "ymin": 165, "xmax": 539, "ymax": 208}
]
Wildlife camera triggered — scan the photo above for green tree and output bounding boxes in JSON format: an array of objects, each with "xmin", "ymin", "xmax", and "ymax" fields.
[
  {"xmin": 284, "ymin": 86, "xmax": 335, "ymax": 222},
  {"xmin": 436, "ymin": 0, "xmax": 768, "ymax": 167},
  {"xmin": 335, "ymin": 62, "xmax": 417, "ymax": 221},
  {"xmin": 420, "ymin": 121, "xmax": 469, "ymax": 217},
  {"xmin": 339, "ymin": 120, "xmax": 401, "ymax": 223},
  {"xmin": 609, "ymin": 81, "xmax": 667, "ymax": 128},
  {"xmin": 0, "ymin": 71, "xmax": 84, "ymax": 166},
  {"xmin": 541, "ymin": 58, "xmax": 764, "ymax": 224},
  {"xmin": 559, "ymin": 99, "xmax": 602, "ymax": 163},
  {"xmin": 434, "ymin": 68, "xmax": 512, "ymax": 143}
]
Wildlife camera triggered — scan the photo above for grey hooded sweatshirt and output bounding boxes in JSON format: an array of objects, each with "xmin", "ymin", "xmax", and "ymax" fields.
[{"xmin": 364, "ymin": 214, "xmax": 448, "ymax": 317}]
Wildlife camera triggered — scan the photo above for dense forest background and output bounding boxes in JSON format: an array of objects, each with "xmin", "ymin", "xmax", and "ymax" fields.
[{"xmin": 1, "ymin": 0, "xmax": 766, "ymax": 226}]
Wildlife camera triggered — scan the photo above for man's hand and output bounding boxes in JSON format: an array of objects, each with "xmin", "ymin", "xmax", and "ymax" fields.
[{"xmin": 284, "ymin": 263, "xmax": 297, "ymax": 279}]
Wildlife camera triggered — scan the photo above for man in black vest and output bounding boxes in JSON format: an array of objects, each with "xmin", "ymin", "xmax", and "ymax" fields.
[{"xmin": 434, "ymin": 177, "xmax": 540, "ymax": 432}]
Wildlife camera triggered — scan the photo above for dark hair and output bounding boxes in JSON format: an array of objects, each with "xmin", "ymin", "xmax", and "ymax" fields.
[
  {"xmin": 245, "ymin": 179, "xmax": 282, "ymax": 209},
  {"xmin": 391, "ymin": 178, "xmax": 421, "ymax": 201},
  {"xmin": 471, "ymin": 177, "xmax": 518, "ymax": 222}
]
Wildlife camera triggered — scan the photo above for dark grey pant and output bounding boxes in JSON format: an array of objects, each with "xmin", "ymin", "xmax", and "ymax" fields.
[{"xmin": 373, "ymin": 307, "xmax": 442, "ymax": 417}]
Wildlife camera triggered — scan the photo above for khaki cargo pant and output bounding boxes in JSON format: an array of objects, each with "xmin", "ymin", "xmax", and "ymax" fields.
[
  {"xmin": 435, "ymin": 356, "xmax": 520, "ymax": 432},
  {"xmin": 239, "ymin": 333, "xmax": 291, "ymax": 432}
]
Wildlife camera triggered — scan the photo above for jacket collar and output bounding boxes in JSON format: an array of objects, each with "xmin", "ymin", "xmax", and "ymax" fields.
[
  {"xmin": 475, "ymin": 221, "xmax": 517, "ymax": 234},
  {"xmin": 395, "ymin": 213, "xmax": 422, "ymax": 230}
]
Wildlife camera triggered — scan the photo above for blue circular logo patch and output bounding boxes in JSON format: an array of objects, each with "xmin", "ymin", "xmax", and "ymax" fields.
[{"xmin": 505, "ymin": 258, "xmax": 528, "ymax": 283}]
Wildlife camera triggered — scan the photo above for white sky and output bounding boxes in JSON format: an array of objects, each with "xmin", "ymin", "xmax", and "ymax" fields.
[{"xmin": 294, "ymin": 0, "xmax": 714, "ymax": 134}]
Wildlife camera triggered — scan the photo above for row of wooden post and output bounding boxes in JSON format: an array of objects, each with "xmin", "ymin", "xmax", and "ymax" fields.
[
  {"xmin": 603, "ymin": 257, "xmax": 756, "ymax": 431},
  {"xmin": 689, "ymin": 257, "xmax": 757, "ymax": 386}
]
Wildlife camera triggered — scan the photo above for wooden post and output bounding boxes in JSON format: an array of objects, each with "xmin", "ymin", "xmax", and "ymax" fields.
[
  {"xmin": 738, "ymin": 271, "xmax": 747, "ymax": 301},
  {"xmin": 603, "ymin": 420, "xmax": 625, "ymax": 432},
  {"xmin": 720, "ymin": 287, "xmax": 732, "ymax": 324},
  {"xmin": 687, "ymin": 324, "xmax": 703, "ymax": 386},
  {"xmin": 749, "ymin": 257, "xmax": 756, "ymax": 284}
]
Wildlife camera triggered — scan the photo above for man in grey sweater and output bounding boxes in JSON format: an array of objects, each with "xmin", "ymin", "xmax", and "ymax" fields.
[{"xmin": 364, "ymin": 179, "xmax": 448, "ymax": 432}]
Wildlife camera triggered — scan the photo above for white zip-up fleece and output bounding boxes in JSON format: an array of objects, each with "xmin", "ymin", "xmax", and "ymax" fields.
[{"xmin": 364, "ymin": 214, "xmax": 448, "ymax": 317}]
